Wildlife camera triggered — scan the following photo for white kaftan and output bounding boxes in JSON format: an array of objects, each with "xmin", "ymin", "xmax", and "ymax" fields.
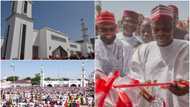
[
  {"xmin": 129, "ymin": 39, "xmax": 189, "ymax": 107},
  {"xmin": 95, "ymin": 37, "xmax": 133, "ymax": 76}
]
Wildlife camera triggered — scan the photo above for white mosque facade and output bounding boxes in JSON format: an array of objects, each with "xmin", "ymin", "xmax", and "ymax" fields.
[
  {"xmin": 1, "ymin": 61, "xmax": 91, "ymax": 88},
  {"xmin": 0, "ymin": 79, "xmax": 89, "ymax": 88},
  {"xmin": 1, "ymin": 1, "xmax": 94, "ymax": 60},
  {"xmin": 40, "ymin": 61, "xmax": 89, "ymax": 88},
  {"xmin": 43, "ymin": 79, "xmax": 89, "ymax": 87}
]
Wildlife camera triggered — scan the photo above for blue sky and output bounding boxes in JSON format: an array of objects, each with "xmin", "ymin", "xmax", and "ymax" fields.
[
  {"xmin": 100, "ymin": 1, "xmax": 189, "ymax": 21},
  {"xmin": 1, "ymin": 60, "xmax": 94, "ymax": 80},
  {"xmin": 1, "ymin": 1, "xmax": 95, "ymax": 41}
]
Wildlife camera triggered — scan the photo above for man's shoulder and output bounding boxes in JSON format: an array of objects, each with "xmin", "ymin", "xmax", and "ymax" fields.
[
  {"xmin": 95, "ymin": 37, "xmax": 124, "ymax": 49},
  {"xmin": 173, "ymin": 39, "xmax": 189, "ymax": 49},
  {"xmin": 138, "ymin": 41, "xmax": 157, "ymax": 49},
  {"xmin": 95, "ymin": 37, "xmax": 102, "ymax": 45},
  {"xmin": 116, "ymin": 32, "xmax": 124, "ymax": 39},
  {"xmin": 116, "ymin": 32, "xmax": 123, "ymax": 36},
  {"xmin": 135, "ymin": 41, "xmax": 157, "ymax": 54},
  {"xmin": 146, "ymin": 41, "xmax": 157, "ymax": 46},
  {"xmin": 172, "ymin": 39, "xmax": 189, "ymax": 60},
  {"xmin": 111, "ymin": 38, "xmax": 126, "ymax": 49},
  {"xmin": 173, "ymin": 39, "xmax": 189, "ymax": 45},
  {"xmin": 114, "ymin": 37, "xmax": 133, "ymax": 49},
  {"xmin": 116, "ymin": 32, "xmax": 132, "ymax": 46}
]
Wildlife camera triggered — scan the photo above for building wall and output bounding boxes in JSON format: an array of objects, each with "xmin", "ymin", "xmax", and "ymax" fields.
[
  {"xmin": 5, "ymin": 16, "xmax": 15, "ymax": 59},
  {"xmin": 1, "ymin": 39, "xmax": 4, "ymax": 48},
  {"xmin": 38, "ymin": 27, "xmax": 71, "ymax": 59},
  {"xmin": 32, "ymin": 30, "xmax": 39, "ymax": 46},
  {"xmin": 78, "ymin": 42, "xmax": 94, "ymax": 53},
  {"xmin": 0, "ymin": 81, "xmax": 12, "ymax": 89},
  {"xmin": 69, "ymin": 42, "xmax": 81, "ymax": 53},
  {"xmin": 14, "ymin": 1, "xmax": 32, "ymax": 18},
  {"xmin": 46, "ymin": 28, "xmax": 69, "ymax": 57},
  {"xmin": 6, "ymin": 17, "xmax": 33, "ymax": 59},
  {"xmin": 4, "ymin": 1, "xmax": 94, "ymax": 59},
  {"xmin": 87, "ymin": 43, "xmax": 94, "ymax": 52},
  {"xmin": 20, "ymin": 17, "xmax": 33, "ymax": 59},
  {"xmin": 38, "ymin": 28, "xmax": 47, "ymax": 59},
  {"xmin": 69, "ymin": 80, "xmax": 81, "ymax": 87},
  {"xmin": 44, "ymin": 80, "xmax": 69, "ymax": 87},
  {"xmin": 43, "ymin": 79, "xmax": 88, "ymax": 87},
  {"xmin": 1, "ymin": 38, "xmax": 5, "ymax": 58},
  {"xmin": 15, "ymin": 83, "xmax": 31, "ymax": 87},
  {"xmin": 16, "ymin": 17, "xmax": 33, "ymax": 59}
]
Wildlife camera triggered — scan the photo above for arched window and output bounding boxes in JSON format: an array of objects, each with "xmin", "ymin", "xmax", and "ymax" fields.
[{"xmin": 52, "ymin": 46, "xmax": 68, "ymax": 59}]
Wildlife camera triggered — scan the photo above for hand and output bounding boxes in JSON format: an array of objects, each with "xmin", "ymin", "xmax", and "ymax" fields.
[
  {"xmin": 139, "ymin": 88, "xmax": 155, "ymax": 102},
  {"xmin": 139, "ymin": 80, "xmax": 155, "ymax": 102},
  {"xmin": 168, "ymin": 80, "xmax": 189, "ymax": 96},
  {"xmin": 95, "ymin": 69, "xmax": 107, "ymax": 80}
]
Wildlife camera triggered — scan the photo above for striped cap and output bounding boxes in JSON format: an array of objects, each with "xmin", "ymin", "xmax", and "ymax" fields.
[
  {"xmin": 122, "ymin": 10, "xmax": 139, "ymax": 21},
  {"xmin": 150, "ymin": 4, "xmax": 173, "ymax": 21},
  {"xmin": 168, "ymin": 5, "xmax": 178, "ymax": 16},
  {"xmin": 96, "ymin": 11, "xmax": 116, "ymax": 25}
]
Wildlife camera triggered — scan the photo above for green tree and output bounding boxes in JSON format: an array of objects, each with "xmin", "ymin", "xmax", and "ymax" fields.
[
  {"xmin": 6, "ymin": 76, "xmax": 19, "ymax": 81},
  {"xmin": 44, "ymin": 77, "xmax": 51, "ymax": 80},
  {"xmin": 31, "ymin": 73, "xmax": 41, "ymax": 85},
  {"xmin": 24, "ymin": 77, "xmax": 31, "ymax": 80}
]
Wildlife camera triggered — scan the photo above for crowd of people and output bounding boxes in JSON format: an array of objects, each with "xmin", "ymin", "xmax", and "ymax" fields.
[
  {"xmin": 31, "ymin": 52, "xmax": 95, "ymax": 60},
  {"xmin": 1, "ymin": 86, "xmax": 94, "ymax": 107},
  {"xmin": 95, "ymin": 4, "xmax": 189, "ymax": 107}
]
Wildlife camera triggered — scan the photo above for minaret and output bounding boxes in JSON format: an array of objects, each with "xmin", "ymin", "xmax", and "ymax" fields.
[
  {"xmin": 4, "ymin": 1, "xmax": 33, "ymax": 59},
  {"xmin": 40, "ymin": 65, "xmax": 44, "ymax": 87},
  {"xmin": 95, "ymin": 1, "xmax": 102, "ymax": 36},
  {"xmin": 81, "ymin": 61, "xmax": 85, "ymax": 88},
  {"xmin": 80, "ymin": 18, "xmax": 92, "ymax": 57},
  {"xmin": 10, "ymin": 62, "xmax": 16, "ymax": 88},
  {"xmin": 96, "ymin": 1, "xmax": 102, "ymax": 16}
]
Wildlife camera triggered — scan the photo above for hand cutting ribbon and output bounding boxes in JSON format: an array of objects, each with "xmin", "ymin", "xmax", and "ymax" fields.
[
  {"xmin": 96, "ymin": 71, "xmax": 120, "ymax": 107},
  {"xmin": 96, "ymin": 70, "xmax": 189, "ymax": 107},
  {"xmin": 96, "ymin": 71, "xmax": 133, "ymax": 107}
]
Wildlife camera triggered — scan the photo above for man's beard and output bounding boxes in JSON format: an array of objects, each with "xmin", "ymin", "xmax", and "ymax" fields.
[{"xmin": 100, "ymin": 35, "xmax": 116, "ymax": 45}]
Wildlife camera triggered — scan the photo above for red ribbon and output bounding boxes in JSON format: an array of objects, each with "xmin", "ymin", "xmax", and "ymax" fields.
[
  {"xmin": 96, "ymin": 71, "xmax": 120, "ymax": 107},
  {"xmin": 113, "ymin": 80, "xmax": 189, "ymax": 89},
  {"xmin": 116, "ymin": 91, "xmax": 133, "ymax": 107},
  {"xmin": 113, "ymin": 82, "xmax": 172, "ymax": 88},
  {"xmin": 96, "ymin": 71, "xmax": 189, "ymax": 107}
]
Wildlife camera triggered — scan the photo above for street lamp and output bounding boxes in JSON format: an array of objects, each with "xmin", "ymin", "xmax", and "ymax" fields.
[
  {"xmin": 81, "ymin": 61, "xmax": 86, "ymax": 96},
  {"xmin": 40, "ymin": 65, "xmax": 44, "ymax": 87},
  {"xmin": 10, "ymin": 62, "xmax": 15, "ymax": 88}
]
